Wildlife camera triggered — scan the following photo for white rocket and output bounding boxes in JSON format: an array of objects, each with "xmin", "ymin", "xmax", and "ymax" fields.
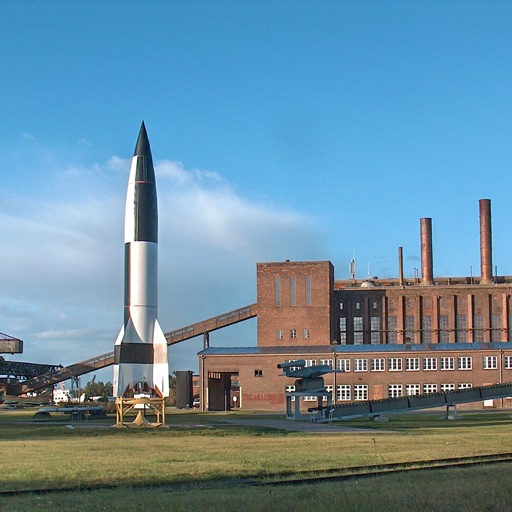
[{"xmin": 113, "ymin": 122, "xmax": 169, "ymax": 398}]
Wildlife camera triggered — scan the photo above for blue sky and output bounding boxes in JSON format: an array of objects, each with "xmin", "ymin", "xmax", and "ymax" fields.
[{"xmin": 1, "ymin": 2, "xmax": 512, "ymax": 379}]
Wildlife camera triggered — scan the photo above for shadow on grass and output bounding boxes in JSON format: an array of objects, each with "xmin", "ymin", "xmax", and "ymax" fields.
[
  {"xmin": 0, "ymin": 420, "xmax": 297, "ymax": 442},
  {"xmin": 338, "ymin": 410, "xmax": 512, "ymax": 431}
]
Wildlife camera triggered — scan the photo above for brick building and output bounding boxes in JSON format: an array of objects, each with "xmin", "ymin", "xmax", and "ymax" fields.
[{"xmin": 198, "ymin": 200, "xmax": 512, "ymax": 412}]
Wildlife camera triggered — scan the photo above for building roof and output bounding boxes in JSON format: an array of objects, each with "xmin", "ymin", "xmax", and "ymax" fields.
[{"xmin": 198, "ymin": 342, "xmax": 512, "ymax": 357}]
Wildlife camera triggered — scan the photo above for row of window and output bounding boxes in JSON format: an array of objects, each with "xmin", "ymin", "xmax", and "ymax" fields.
[
  {"xmin": 338, "ymin": 314, "xmax": 510, "ymax": 344},
  {"xmin": 387, "ymin": 298, "xmax": 502, "ymax": 310},
  {"xmin": 339, "ymin": 298, "xmax": 506, "ymax": 317},
  {"xmin": 386, "ymin": 314, "xmax": 507, "ymax": 343},
  {"xmin": 287, "ymin": 355, "xmax": 511, "ymax": 372},
  {"xmin": 277, "ymin": 328, "xmax": 311, "ymax": 340},
  {"xmin": 285, "ymin": 383, "xmax": 474, "ymax": 401},
  {"xmin": 339, "ymin": 301, "xmax": 379, "ymax": 311},
  {"xmin": 339, "ymin": 316, "xmax": 381, "ymax": 344},
  {"xmin": 386, "ymin": 382, "xmax": 473, "ymax": 399},
  {"xmin": 274, "ymin": 276, "xmax": 312, "ymax": 307},
  {"xmin": 339, "ymin": 298, "xmax": 504, "ymax": 311}
]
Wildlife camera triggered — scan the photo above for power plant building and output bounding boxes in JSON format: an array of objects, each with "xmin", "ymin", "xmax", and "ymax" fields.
[{"xmin": 198, "ymin": 199, "xmax": 512, "ymax": 412}]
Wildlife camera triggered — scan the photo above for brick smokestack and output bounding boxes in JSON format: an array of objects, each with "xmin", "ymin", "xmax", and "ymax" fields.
[
  {"xmin": 420, "ymin": 218, "xmax": 434, "ymax": 285},
  {"xmin": 479, "ymin": 199, "xmax": 493, "ymax": 284},
  {"xmin": 398, "ymin": 246, "xmax": 404, "ymax": 287}
]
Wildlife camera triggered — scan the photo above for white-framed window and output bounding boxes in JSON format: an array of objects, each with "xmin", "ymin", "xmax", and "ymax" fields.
[
  {"xmin": 371, "ymin": 358, "xmax": 385, "ymax": 371},
  {"xmin": 388, "ymin": 384, "xmax": 403, "ymax": 398},
  {"xmin": 440, "ymin": 357, "xmax": 454, "ymax": 371},
  {"xmin": 405, "ymin": 384, "xmax": 421, "ymax": 396},
  {"xmin": 505, "ymin": 356, "xmax": 512, "ymax": 369},
  {"xmin": 290, "ymin": 329, "xmax": 297, "ymax": 339},
  {"xmin": 304, "ymin": 359, "xmax": 316, "ymax": 367},
  {"xmin": 405, "ymin": 358, "xmax": 420, "ymax": 371},
  {"xmin": 354, "ymin": 359, "xmax": 368, "ymax": 372},
  {"xmin": 483, "ymin": 356, "xmax": 498, "ymax": 370},
  {"xmin": 285, "ymin": 385, "xmax": 296, "ymax": 401},
  {"xmin": 325, "ymin": 385, "xmax": 334, "ymax": 396},
  {"xmin": 423, "ymin": 357, "xmax": 437, "ymax": 371},
  {"xmin": 388, "ymin": 358, "xmax": 402, "ymax": 371},
  {"xmin": 303, "ymin": 329, "xmax": 310, "ymax": 339},
  {"xmin": 423, "ymin": 384, "xmax": 438, "ymax": 394},
  {"xmin": 285, "ymin": 360, "xmax": 302, "ymax": 372},
  {"xmin": 458, "ymin": 356, "xmax": 472, "ymax": 370},
  {"xmin": 441, "ymin": 383, "xmax": 455, "ymax": 392},
  {"xmin": 337, "ymin": 359, "xmax": 350, "ymax": 372},
  {"xmin": 276, "ymin": 329, "xmax": 283, "ymax": 340},
  {"xmin": 303, "ymin": 395, "xmax": 317, "ymax": 401},
  {"xmin": 458, "ymin": 382, "xmax": 472, "ymax": 389},
  {"xmin": 337, "ymin": 384, "xmax": 351, "ymax": 401},
  {"xmin": 320, "ymin": 359, "xmax": 333, "ymax": 368},
  {"xmin": 354, "ymin": 384, "xmax": 368, "ymax": 401}
]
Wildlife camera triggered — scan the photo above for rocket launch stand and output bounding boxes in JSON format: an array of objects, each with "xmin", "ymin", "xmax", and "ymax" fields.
[{"xmin": 115, "ymin": 396, "xmax": 166, "ymax": 428}]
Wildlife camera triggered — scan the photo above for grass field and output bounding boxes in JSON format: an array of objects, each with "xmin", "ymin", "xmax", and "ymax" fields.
[{"xmin": 1, "ymin": 408, "xmax": 512, "ymax": 511}]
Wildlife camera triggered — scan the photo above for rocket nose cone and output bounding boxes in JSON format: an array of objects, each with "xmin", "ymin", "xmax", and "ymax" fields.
[{"xmin": 134, "ymin": 121, "xmax": 152, "ymax": 157}]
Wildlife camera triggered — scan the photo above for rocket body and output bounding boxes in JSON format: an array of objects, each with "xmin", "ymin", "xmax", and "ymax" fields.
[{"xmin": 113, "ymin": 123, "xmax": 169, "ymax": 397}]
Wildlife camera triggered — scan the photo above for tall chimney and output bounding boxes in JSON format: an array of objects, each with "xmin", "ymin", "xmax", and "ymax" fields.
[
  {"xmin": 479, "ymin": 199, "xmax": 492, "ymax": 284},
  {"xmin": 420, "ymin": 218, "xmax": 434, "ymax": 285},
  {"xmin": 398, "ymin": 246, "xmax": 404, "ymax": 287}
]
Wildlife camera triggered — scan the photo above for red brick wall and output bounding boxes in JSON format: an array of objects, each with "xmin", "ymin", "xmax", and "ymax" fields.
[
  {"xmin": 256, "ymin": 261, "xmax": 334, "ymax": 346},
  {"xmin": 200, "ymin": 348, "xmax": 512, "ymax": 412}
]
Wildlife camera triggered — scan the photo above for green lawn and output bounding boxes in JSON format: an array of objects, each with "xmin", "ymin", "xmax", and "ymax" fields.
[{"xmin": 1, "ymin": 409, "xmax": 512, "ymax": 511}]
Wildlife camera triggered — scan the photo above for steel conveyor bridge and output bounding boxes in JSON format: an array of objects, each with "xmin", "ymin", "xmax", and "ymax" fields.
[
  {"xmin": 0, "ymin": 360, "xmax": 62, "ymax": 379},
  {"xmin": 311, "ymin": 383, "xmax": 512, "ymax": 422},
  {"xmin": 13, "ymin": 303, "xmax": 257, "ymax": 395}
]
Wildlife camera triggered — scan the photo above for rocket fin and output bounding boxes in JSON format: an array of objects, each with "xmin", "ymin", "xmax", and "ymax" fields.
[
  {"xmin": 153, "ymin": 319, "xmax": 170, "ymax": 397},
  {"xmin": 113, "ymin": 325, "xmax": 125, "ymax": 397}
]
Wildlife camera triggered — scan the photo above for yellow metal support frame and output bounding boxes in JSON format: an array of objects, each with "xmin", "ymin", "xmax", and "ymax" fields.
[{"xmin": 115, "ymin": 396, "xmax": 166, "ymax": 428}]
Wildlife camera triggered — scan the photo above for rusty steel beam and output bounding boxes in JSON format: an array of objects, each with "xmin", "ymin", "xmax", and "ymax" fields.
[{"xmin": 165, "ymin": 304, "xmax": 257, "ymax": 345}]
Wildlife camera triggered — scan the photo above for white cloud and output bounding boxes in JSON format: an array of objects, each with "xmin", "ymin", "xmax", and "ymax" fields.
[
  {"xmin": 157, "ymin": 159, "xmax": 222, "ymax": 187},
  {"xmin": 1, "ymin": 153, "xmax": 327, "ymax": 375},
  {"xmin": 106, "ymin": 155, "xmax": 130, "ymax": 173}
]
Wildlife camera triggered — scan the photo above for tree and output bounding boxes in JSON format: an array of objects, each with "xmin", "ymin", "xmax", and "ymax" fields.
[{"xmin": 83, "ymin": 379, "xmax": 113, "ymax": 401}]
